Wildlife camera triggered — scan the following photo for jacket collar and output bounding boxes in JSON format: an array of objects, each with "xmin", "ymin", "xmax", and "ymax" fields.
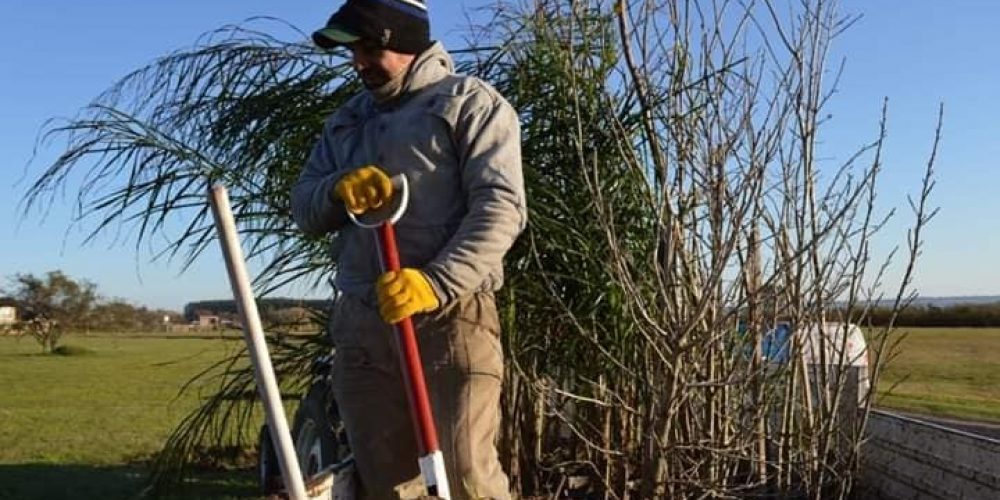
[{"xmin": 372, "ymin": 42, "xmax": 453, "ymax": 109}]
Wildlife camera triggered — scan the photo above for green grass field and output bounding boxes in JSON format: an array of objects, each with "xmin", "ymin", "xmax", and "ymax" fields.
[
  {"xmin": 875, "ymin": 327, "xmax": 1000, "ymax": 422},
  {"xmin": 0, "ymin": 327, "xmax": 997, "ymax": 498},
  {"xmin": 0, "ymin": 334, "xmax": 258, "ymax": 499}
]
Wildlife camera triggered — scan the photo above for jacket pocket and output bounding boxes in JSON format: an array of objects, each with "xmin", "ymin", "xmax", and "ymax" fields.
[{"xmin": 426, "ymin": 92, "xmax": 464, "ymax": 156}]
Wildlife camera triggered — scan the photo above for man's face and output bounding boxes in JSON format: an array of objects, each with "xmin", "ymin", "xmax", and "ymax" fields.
[{"xmin": 347, "ymin": 41, "xmax": 414, "ymax": 89}]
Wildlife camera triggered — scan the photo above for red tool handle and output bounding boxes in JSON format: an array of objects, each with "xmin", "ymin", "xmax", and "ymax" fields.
[{"xmin": 376, "ymin": 222, "xmax": 440, "ymax": 457}]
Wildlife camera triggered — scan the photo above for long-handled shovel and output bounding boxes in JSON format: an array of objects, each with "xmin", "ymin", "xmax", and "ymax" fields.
[
  {"xmin": 348, "ymin": 174, "xmax": 451, "ymax": 500},
  {"xmin": 209, "ymin": 185, "xmax": 312, "ymax": 500}
]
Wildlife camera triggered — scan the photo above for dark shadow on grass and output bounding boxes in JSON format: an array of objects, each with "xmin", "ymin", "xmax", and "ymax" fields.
[{"xmin": 0, "ymin": 464, "xmax": 258, "ymax": 499}]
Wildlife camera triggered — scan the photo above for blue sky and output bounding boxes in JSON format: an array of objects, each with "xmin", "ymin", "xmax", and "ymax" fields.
[{"xmin": 1, "ymin": 1, "xmax": 997, "ymax": 310}]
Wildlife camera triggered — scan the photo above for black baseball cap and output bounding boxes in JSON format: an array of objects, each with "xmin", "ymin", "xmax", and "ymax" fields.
[{"xmin": 313, "ymin": 0, "xmax": 431, "ymax": 54}]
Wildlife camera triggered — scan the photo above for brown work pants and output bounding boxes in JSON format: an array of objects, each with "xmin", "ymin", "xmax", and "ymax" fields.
[{"xmin": 329, "ymin": 291, "xmax": 511, "ymax": 500}]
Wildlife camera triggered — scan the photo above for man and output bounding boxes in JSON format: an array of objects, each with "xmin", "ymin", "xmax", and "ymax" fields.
[{"xmin": 290, "ymin": 0, "xmax": 525, "ymax": 498}]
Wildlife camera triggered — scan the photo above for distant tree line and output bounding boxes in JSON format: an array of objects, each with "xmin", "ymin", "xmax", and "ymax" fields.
[
  {"xmin": 2, "ymin": 270, "xmax": 182, "ymax": 352},
  {"xmin": 183, "ymin": 298, "xmax": 328, "ymax": 330},
  {"xmin": 90, "ymin": 299, "xmax": 181, "ymax": 332},
  {"xmin": 867, "ymin": 302, "xmax": 1000, "ymax": 327}
]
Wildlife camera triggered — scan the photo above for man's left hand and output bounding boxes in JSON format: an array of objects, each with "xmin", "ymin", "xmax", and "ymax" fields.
[{"xmin": 376, "ymin": 268, "xmax": 440, "ymax": 324}]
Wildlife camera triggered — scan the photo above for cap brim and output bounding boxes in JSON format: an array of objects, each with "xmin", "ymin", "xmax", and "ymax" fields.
[{"xmin": 312, "ymin": 26, "xmax": 361, "ymax": 49}]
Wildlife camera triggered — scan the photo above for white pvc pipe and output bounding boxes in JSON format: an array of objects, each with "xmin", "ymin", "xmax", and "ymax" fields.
[{"xmin": 208, "ymin": 184, "xmax": 308, "ymax": 500}]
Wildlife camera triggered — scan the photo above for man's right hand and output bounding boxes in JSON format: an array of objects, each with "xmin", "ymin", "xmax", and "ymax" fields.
[{"xmin": 333, "ymin": 165, "xmax": 394, "ymax": 215}]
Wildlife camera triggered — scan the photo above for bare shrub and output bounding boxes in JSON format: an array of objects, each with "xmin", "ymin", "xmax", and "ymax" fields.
[{"xmin": 492, "ymin": 0, "xmax": 937, "ymax": 497}]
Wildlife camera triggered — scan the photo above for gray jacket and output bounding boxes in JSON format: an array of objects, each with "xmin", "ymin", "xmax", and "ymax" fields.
[{"xmin": 291, "ymin": 43, "xmax": 526, "ymax": 305}]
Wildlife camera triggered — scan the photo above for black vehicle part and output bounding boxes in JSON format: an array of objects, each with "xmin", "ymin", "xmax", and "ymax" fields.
[{"xmin": 257, "ymin": 378, "xmax": 351, "ymax": 495}]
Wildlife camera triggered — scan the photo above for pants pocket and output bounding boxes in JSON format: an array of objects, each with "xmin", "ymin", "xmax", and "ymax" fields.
[{"xmin": 445, "ymin": 293, "xmax": 504, "ymax": 380}]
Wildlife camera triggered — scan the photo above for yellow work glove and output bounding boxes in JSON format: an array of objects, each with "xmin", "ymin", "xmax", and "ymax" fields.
[
  {"xmin": 333, "ymin": 165, "xmax": 393, "ymax": 215},
  {"xmin": 376, "ymin": 269, "xmax": 440, "ymax": 324}
]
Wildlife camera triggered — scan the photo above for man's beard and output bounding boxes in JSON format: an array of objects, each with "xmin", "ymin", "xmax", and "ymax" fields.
[{"xmin": 360, "ymin": 69, "xmax": 390, "ymax": 89}]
